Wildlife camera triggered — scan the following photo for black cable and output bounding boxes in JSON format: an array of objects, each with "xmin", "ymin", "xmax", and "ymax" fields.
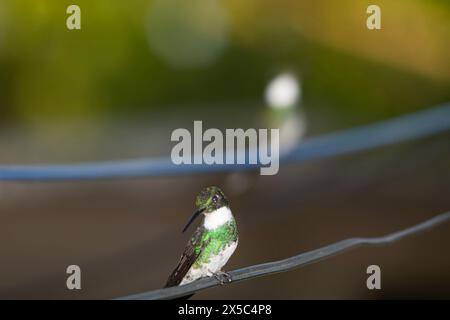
[{"xmin": 117, "ymin": 211, "xmax": 450, "ymax": 300}]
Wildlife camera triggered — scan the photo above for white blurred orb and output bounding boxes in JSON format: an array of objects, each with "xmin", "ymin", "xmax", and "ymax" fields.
[
  {"xmin": 146, "ymin": 0, "xmax": 229, "ymax": 68},
  {"xmin": 265, "ymin": 73, "xmax": 301, "ymax": 109}
]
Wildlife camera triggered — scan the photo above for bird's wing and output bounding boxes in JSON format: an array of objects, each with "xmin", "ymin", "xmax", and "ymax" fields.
[{"xmin": 165, "ymin": 225, "xmax": 210, "ymax": 287}]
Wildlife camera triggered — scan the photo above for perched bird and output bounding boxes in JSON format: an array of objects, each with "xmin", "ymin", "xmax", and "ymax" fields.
[{"xmin": 165, "ymin": 186, "xmax": 238, "ymax": 288}]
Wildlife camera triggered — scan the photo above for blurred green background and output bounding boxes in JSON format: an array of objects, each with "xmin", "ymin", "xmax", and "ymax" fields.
[
  {"xmin": 0, "ymin": 0, "xmax": 450, "ymax": 299},
  {"xmin": 1, "ymin": 0, "xmax": 449, "ymax": 123}
]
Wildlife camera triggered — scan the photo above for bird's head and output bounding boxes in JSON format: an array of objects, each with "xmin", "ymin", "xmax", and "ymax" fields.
[{"xmin": 182, "ymin": 186, "xmax": 229, "ymax": 232}]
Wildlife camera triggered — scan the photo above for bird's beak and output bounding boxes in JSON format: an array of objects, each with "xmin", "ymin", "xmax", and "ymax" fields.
[{"xmin": 182, "ymin": 207, "xmax": 205, "ymax": 233}]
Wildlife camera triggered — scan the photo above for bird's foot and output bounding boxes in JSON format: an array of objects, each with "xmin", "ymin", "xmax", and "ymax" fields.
[{"xmin": 213, "ymin": 271, "xmax": 232, "ymax": 285}]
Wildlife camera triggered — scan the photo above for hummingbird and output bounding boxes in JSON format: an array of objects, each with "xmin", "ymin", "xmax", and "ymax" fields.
[{"xmin": 165, "ymin": 186, "xmax": 238, "ymax": 288}]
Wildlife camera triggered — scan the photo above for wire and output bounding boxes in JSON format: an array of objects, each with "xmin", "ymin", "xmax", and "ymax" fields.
[
  {"xmin": 117, "ymin": 211, "xmax": 450, "ymax": 300},
  {"xmin": 1, "ymin": 103, "xmax": 450, "ymax": 181}
]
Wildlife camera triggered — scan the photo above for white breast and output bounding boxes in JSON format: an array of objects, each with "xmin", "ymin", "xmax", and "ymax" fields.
[
  {"xmin": 204, "ymin": 206, "xmax": 232, "ymax": 230},
  {"xmin": 180, "ymin": 239, "xmax": 238, "ymax": 285}
]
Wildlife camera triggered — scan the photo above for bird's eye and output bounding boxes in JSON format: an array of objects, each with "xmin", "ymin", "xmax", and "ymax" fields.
[{"xmin": 213, "ymin": 195, "xmax": 218, "ymax": 203}]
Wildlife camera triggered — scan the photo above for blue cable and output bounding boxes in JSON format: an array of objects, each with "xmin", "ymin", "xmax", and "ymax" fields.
[{"xmin": 1, "ymin": 103, "xmax": 449, "ymax": 181}]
